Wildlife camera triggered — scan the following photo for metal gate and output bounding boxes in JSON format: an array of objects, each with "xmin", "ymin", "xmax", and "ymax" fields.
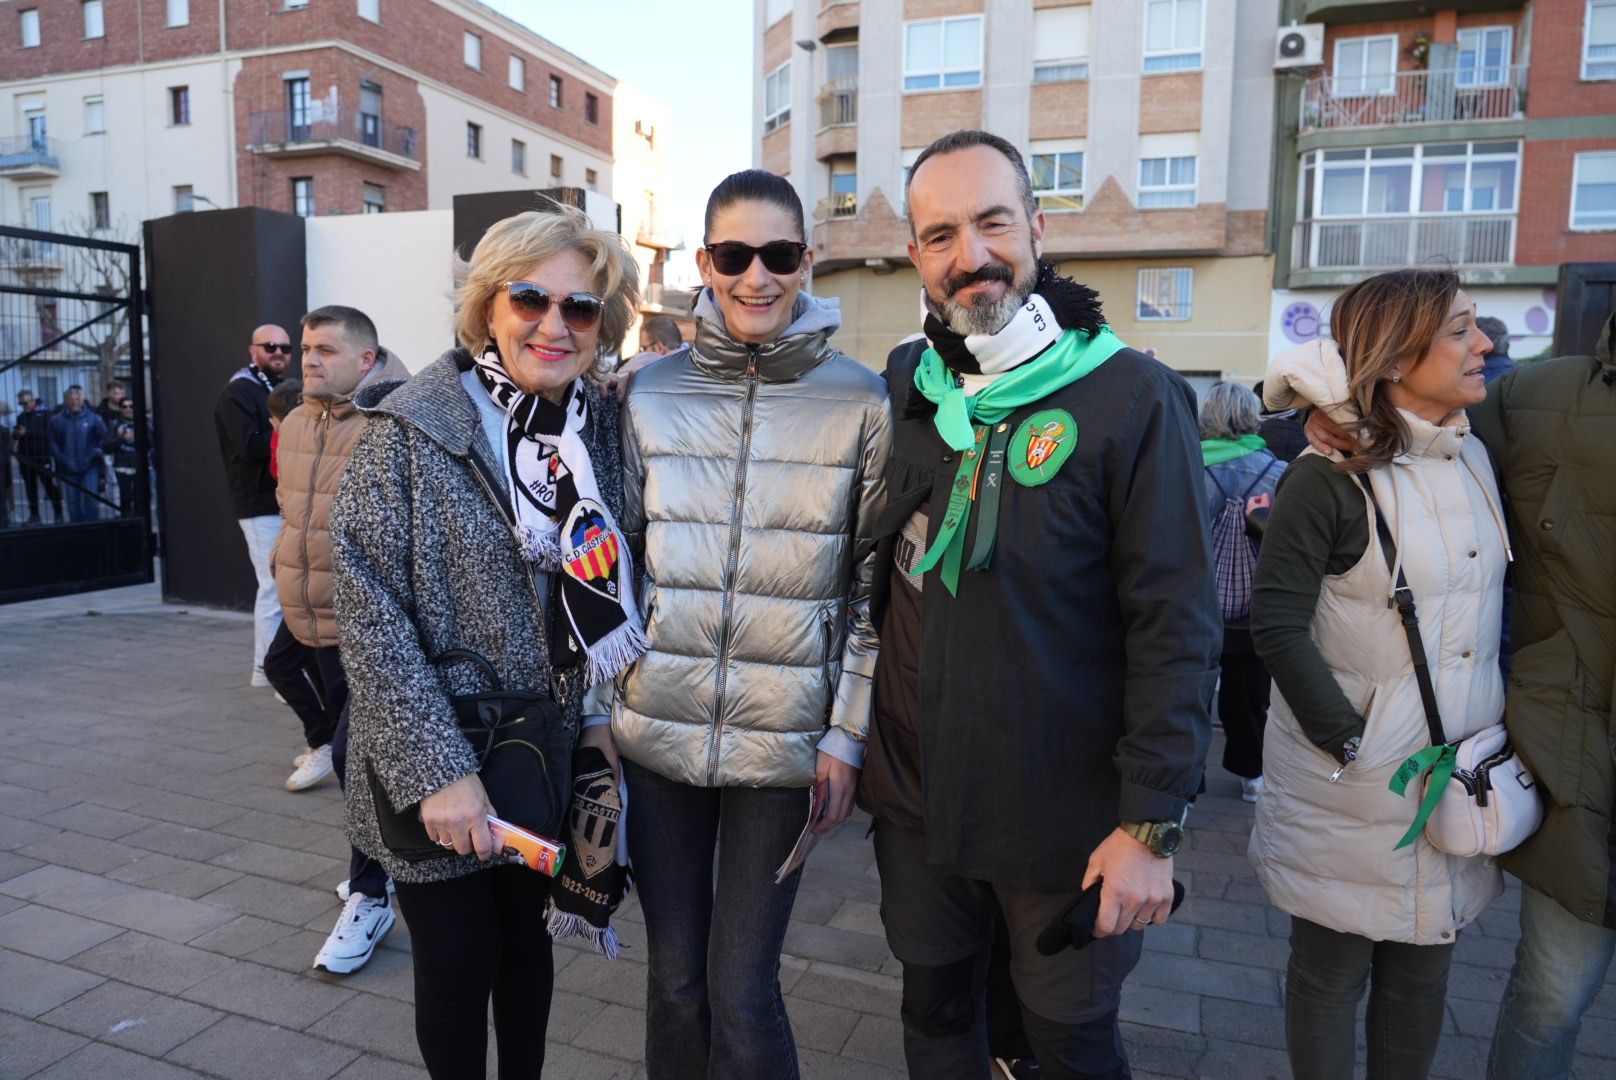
[{"xmin": 0, "ymin": 225, "xmax": 154, "ymax": 603}]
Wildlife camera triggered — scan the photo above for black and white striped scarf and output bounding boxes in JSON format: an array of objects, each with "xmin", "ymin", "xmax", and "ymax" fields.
[{"xmin": 472, "ymin": 353, "xmax": 647, "ymax": 685}]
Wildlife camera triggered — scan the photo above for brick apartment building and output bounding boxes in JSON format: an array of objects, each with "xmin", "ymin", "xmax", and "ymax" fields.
[
  {"xmin": 1269, "ymin": 0, "xmax": 1616, "ymax": 358},
  {"xmin": 0, "ymin": 0, "xmax": 626, "ymax": 227},
  {"xmin": 757, "ymin": 0, "xmax": 1283, "ymax": 384}
]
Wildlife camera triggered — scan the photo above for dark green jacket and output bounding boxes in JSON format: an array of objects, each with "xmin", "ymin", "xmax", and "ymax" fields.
[{"xmin": 1470, "ymin": 311, "xmax": 1616, "ymax": 925}]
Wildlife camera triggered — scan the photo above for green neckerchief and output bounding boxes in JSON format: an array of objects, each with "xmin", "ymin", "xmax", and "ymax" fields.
[
  {"xmin": 1201, "ymin": 434, "xmax": 1266, "ymax": 467},
  {"xmin": 911, "ymin": 326, "xmax": 1126, "ymax": 595},
  {"xmin": 914, "ymin": 326, "xmax": 1126, "ymax": 452}
]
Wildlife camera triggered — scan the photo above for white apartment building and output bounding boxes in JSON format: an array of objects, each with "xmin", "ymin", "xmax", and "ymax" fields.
[
  {"xmin": 755, "ymin": 0, "xmax": 1282, "ymax": 380},
  {"xmin": 1, "ymin": 0, "xmax": 627, "ymax": 235}
]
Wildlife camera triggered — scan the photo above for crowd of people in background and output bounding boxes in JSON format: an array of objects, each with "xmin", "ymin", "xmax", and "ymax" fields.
[
  {"xmin": 182, "ymin": 125, "xmax": 1613, "ymax": 1080},
  {"xmin": 0, "ymin": 378, "xmax": 152, "ymax": 527}
]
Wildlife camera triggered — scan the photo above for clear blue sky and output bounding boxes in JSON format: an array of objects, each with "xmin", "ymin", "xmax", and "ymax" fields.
[{"xmin": 482, "ymin": 0, "xmax": 756, "ymax": 280}]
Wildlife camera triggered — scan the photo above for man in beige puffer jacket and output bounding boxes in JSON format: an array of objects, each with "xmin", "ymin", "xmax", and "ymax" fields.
[
  {"xmin": 268, "ymin": 306, "xmax": 408, "ymax": 792},
  {"xmin": 268, "ymin": 304, "xmax": 409, "ymax": 976}
]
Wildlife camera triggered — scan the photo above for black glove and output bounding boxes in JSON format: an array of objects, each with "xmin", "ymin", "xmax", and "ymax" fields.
[{"xmin": 1035, "ymin": 877, "xmax": 1186, "ymax": 955}]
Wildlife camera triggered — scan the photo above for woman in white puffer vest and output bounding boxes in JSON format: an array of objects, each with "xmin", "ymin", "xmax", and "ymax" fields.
[{"xmin": 1250, "ymin": 269, "xmax": 1509, "ymax": 1080}]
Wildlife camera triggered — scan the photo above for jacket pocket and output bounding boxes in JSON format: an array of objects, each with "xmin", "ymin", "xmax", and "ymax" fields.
[{"xmin": 1506, "ymin": 628, "xmax": 1586, "ymax": 807}]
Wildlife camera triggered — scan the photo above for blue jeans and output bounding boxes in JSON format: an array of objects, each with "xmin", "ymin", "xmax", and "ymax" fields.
[
  {"xmin": 623, "ymin": 759, "xmax": 807, "ymax": 1080},
  {"xmin": 1487, "ymin": 883, "xmax": 1616, "ymax": 1079},
  {"xmin": 61, "ymin": 465, "xmax": 100, "ymax": 522}
]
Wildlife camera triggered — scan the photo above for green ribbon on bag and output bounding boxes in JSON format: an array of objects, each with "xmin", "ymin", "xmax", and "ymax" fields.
[{"xmin": 1388, "ymin": 743, "xmax": 1458, "ymax": 850}]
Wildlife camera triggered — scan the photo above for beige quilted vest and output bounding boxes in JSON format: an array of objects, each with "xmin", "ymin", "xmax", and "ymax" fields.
[{"xmin": 1250, "ymin": 413, "xmax": 1508, "ymax": 945}]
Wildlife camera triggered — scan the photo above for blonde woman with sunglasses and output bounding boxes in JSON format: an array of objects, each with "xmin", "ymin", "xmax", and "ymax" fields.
[
  {"xmin": 330, "ymin": 204, "xmax": 642, "ymax": 1078},
  {"xmin": 601, "ymin": 169, "xmax": 890, "ymax": 1080}
]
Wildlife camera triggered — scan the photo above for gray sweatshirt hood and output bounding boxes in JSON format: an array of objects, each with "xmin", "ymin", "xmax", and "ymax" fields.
[{"xmin": 691, "ymin": 289, "xmax": 843, "ymax": 383}]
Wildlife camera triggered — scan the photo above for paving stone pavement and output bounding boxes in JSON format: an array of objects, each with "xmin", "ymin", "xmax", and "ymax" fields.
[{"xmin": 1, "ymin": 584, "xmax": 1614, "ymax": 1078}]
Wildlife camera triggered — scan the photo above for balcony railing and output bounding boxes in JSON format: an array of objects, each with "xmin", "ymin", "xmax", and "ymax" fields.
[
  {"xmin": 0, "ymin": 135, "xmax": 61, "ymax": 177},
  {"xmin": 1292, "ymin": 213, "xmax": 1516, "ymax": 271},
  {"xmin": 816, "ymin": 192, "xmax": 858, "ymax": 221},
  {"xmin": 818, "ymin": 77, "xmax": 858, "ymax": 128},
  {"xmin": 247, "ymin": 106, "xmax": 418, "ymax": 163},
  {"xmin": 1299, "ymin": 66, "xmax": 1525, "ymax": 133},
  {"xmin": 0, "ymin": 238, "xmax": 63, "ymax": 270}
]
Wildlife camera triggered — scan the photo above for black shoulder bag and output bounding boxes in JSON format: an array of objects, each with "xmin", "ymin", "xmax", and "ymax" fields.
[{"xmin": 366, "ymin": 648, "xmax": 574, "ymax": 862}]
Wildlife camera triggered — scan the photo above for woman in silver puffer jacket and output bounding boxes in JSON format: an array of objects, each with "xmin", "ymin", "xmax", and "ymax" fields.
[{"xmin": 607, "ymin": 170, "xmax": 888, "ymax": 1080}]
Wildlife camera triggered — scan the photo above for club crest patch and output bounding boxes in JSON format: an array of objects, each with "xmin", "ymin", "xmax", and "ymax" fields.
[
  {"xmin": 563, "ymin": 502, "xmax": 620, "ymax": 596},
  {"xmin": 1008, "ymin": 409, "xmax": 1077, "ymax": 487}
]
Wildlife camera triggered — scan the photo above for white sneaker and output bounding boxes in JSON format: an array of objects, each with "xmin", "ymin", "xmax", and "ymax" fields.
[
  {"xmin": 1241, "ymin": 775, "xmax": 1265, "ymax": 803},
  {"xmin": 292, "ymin": 745, "xmax": 314, "ymax": 767},
  {"xmin": 335, "ymin": 877, "xmax": 396, "ymax": 902},
  {"xmin": 285, "ymin": 744, "xmax": 334, "ymax": 791},
  {"xmin": 312, "ymin": 892, "xmax": 395, "ymax": 974},
  {"xmin": 251, "ymin": 670, "xmax": 271, "ymax": 688}
]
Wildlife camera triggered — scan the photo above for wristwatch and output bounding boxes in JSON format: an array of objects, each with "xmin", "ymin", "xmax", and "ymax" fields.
[{"xmin": 1120, "ymin": 819, "xmax": 1184, "ymax": 859}]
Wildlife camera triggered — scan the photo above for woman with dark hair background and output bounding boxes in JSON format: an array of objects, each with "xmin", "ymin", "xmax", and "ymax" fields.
[
  {"xmin": 603, "ymin": 169, "xmax": 890, "ymax": 1079},
  {"xmin": 1250, "ymin": 268, "xmax": 1508, "ymax": 1079}
]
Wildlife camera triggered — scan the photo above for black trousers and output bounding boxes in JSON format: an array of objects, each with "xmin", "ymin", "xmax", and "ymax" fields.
[
  {"xmin": 1285, "ymin": 916, "xmax": 1455, "ymax": 1080},
  {"xmin": 1218, "ymin": 628, "xmax": 1271, "ymax": 780},
  {"xmin": 329, "ymin": 707, "xmax": 389, "ymax": 900},
  {"xmin": 262, "ymin": 620, "xmax": 344, "ymax": 749},
  {"xmin": 114, "ymin": 467, "xmax": 138, "ymax": 517},
  {"xmin": 987, "ymin": 906, "xmax": 1033, "ymax": 1061},
  {"xmin": 394, "ymin": 867, "xmax": 554, "ymax": 1080},
  {"xmin": 18, "ymin": 456, "xmax": 59, "ymax": 518},
  {"xmin": 874, "ymin": 821, "xmax": 1139, "ymax": 1079}
]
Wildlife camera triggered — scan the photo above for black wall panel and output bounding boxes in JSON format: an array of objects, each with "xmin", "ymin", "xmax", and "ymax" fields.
[
  {"xmin": 145, "ymin": 207, "xmax": 307, "ymax": 611},
  {"xmin": 451, "ymin": 188, "xmax": 600, "ymax": 263},
  {"xmin": 1554, "ymin": 263, "xmax": 1616, "ymax": 360}
]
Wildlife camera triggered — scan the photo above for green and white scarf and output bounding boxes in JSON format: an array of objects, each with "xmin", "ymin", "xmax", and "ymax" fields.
[{"xmin": 910, "ymin": 319, "xmax": 1127, "ymax": 595}]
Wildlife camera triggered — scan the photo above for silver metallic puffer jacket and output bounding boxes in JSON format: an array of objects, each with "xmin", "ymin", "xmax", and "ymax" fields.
[{"xmin": 611, "ymin": 293, "xmax": 890, "ymax": 788}]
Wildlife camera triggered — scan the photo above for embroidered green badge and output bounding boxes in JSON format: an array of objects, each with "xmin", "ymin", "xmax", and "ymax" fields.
[{"xmin": 1008, "ymin": 409, "xmax": 1077, "ymax": 487}]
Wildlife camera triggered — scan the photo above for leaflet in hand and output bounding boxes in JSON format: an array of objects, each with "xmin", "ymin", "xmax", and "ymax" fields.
[
  {"xmin": 487, "ymin": 815, "xmax": 566, "ymax": 877},
  {"xmin": 773, "ymin": 780, "xmax": 827, "ymax": 885}
]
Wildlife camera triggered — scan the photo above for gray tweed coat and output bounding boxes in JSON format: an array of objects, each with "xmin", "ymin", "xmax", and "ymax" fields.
[{"xmin": 330, "ymin": 349, "xmax": 625, "ymax": 884}]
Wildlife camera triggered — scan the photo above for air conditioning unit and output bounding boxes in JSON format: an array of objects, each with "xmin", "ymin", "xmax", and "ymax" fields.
[{"xmin": 1275, "ymin": 24, "xmax": 1325, "ymax": 69}]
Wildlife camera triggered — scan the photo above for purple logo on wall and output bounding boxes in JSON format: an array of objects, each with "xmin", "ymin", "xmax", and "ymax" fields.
[
  {"xmin": 1281, "ymin": 302, "xmax": 1323, "ymax": 345},
  {"xmin": 1523, "ymin": 287, "xmax": 1556, "ymax": 335}
]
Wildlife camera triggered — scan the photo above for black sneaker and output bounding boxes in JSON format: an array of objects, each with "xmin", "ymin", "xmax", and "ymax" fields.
[{"xmin": 994, "ymin": 1057, "xmax": 1042, "ymax": 1080}]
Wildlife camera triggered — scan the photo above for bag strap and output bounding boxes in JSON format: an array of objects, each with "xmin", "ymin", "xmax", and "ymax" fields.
[
  {"xmin": 1353, "ymin": 473, "xmax": 1447, "ymax": 747},
  {"xmin": 432, "ymin": 648, "xmax": 503, "ymax": 692},
  {"xmin": 1210, "ymin": 464, "xmax": 1270, "ymax": 505}
]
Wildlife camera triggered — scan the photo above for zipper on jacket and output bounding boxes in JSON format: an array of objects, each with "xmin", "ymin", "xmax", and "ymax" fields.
[
  {"xmin": 709, "ymin": 351, "xmax": 761, "ymax": 785},
  {"xmin": 821, "ymin": 605, "xmax": 835, "ymax": 721},
  {"xmin": 299, "ymin": 407, "xmax": 330, "ymax": 633}
]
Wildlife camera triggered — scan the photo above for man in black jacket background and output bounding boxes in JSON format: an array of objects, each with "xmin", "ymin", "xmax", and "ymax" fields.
[
  {"xmin": 13, "ymin": 390, "xmax": 61, "ymax": 524},
  {"xmin": 214, "ymin": 324, "xmax": 292, "ymax": 687},
  {"xmin": 857, "ymin": 130, "xmax": 1220, "ymax": 1079}
]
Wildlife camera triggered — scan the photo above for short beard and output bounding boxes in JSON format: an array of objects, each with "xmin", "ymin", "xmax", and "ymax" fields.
[{"xmin": 939, "ymin": 260, "xmax": 1039, "ymax": 337}]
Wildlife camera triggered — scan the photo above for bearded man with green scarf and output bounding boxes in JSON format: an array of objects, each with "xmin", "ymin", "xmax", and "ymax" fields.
[{"xmin": 856, "ymin": 130, "xmax": 1221, "ymax": 1079}]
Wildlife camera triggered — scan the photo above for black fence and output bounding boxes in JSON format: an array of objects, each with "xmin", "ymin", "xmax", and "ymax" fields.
[{"xmin": 0, "ymin": 225, "xmax": 154, "ymax": 602}]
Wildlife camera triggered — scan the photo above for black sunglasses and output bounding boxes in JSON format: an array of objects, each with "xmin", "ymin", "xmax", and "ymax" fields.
[
  {"xmin": 503, "ymin": 281, "xmax": 605, "ymax": 332},
  {"xmin": 253, "ymin": 342, "xmax": 293, "ymax": 354},
  {"xmin": 705, "ymin": 240, "xmax": 807, "ymax": 276}
]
